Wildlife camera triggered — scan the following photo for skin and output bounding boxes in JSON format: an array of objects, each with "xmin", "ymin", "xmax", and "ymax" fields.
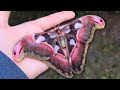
[{"xmin": 0, "ymin": 11, "xmax": 75, "ymax": 79}]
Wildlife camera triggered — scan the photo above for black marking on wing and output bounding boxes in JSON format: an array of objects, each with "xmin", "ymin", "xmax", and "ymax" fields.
[
  {"xmin": 42, "ymin": 33, "xmax": 55, "ymax": 46},
  {"xmin": 69, "ymin": 20, "xmax": 82, "ymax": 30},
  {"xmin": 65, "ymin": 34, "xmax": 76, "ymax": 54},
  {"xmin": 55, "ymin": 41, "xmax": 64, "ymax": 56},
  {"xmin": 19, "ymin": 46, "xmax": 23, "ymax": 54},
  {"xmin": 34, "ymin": 34, "xmax": 40, "ymax": 40}
]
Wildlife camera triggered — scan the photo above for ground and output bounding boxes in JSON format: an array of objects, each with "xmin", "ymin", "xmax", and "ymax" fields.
[{"xmin": 9, "ymin": 11, "xmax": 120, "ymax": 79}]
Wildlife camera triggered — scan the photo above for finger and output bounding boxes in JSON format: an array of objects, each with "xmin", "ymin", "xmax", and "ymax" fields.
[
  {"xmin": 32, "ymin": 11, "xmax": 75, "ymax": 31},
  {"xmin": 0, "ymin": 11, "xmax": 11, "ymax": 27},
  {"xmin": 10, "ymin": 11, "xmax": 75, "ymax": 38}
]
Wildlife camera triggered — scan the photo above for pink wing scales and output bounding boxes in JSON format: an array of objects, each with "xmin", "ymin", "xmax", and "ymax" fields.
[
  {"xmin": 45, "ymin": 53, "xmax": 73, "ymax": 78},
  {"xmin": 69, "ymin": 21, "xmax": 96, "ymax": 74},
  {"xmin": 24, "ymin": 42, "xmax": 54, "ymax": 61},
  {"xmin": 70, "ymin": 41, "xmax": 86, "ymax": 74},
  {"xmin": 61, "ymin": 19, "xmax": 86, "ymax": 74}
]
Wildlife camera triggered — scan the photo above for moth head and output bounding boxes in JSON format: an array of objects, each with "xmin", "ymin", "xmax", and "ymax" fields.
[
  {"xmin": 89, "ymin": 15, "xmax": 105, "ymax": 29},
  {"xmin": 76, "ymin": 15, "xmax": 105, "ymax": 43},
  {"xmin": 13, "ymin": 41, "xmax": 25, "ymax": 62},
  {"xmin": 13, "ymin": 35, "xmax": 35, "ymax": 62},
  {"xmin": 81, "ymin": 15, "xmax": 105, "ymax": 30}
]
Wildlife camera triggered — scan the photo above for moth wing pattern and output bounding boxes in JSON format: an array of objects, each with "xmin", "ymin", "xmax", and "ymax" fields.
[{"xmin": 13, "ymin": 15, "xmax": 105, "ymax": 78}]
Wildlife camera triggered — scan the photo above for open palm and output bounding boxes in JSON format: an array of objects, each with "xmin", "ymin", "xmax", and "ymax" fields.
[{"xmin": 0, "ymin": 11, "xmax": 75, "ymax": 79}]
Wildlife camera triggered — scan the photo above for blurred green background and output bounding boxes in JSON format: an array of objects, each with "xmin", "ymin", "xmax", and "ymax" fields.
[{"xmin": 9, "ymin": 11, "xmax": 120, "ymax": 79}]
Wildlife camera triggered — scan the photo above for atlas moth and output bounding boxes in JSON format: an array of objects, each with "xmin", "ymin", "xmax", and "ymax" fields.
[{"xmin": 12, "ymin": 15, "xmax": 105, "ymax": 78}]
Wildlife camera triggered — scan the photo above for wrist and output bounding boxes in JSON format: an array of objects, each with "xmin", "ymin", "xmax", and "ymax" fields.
[
  {"xmin": 1, "ymin": 50, "xmax": 48, "ymax": 79},
  {"xmin": 14, "ymin": 58, "xmax": 49, "ymax": 79}
]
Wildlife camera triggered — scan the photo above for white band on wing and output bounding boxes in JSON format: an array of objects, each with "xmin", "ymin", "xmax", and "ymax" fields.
[{"xmin": 35, "ymin": 36, "xmax": 45, "ymax": 44}]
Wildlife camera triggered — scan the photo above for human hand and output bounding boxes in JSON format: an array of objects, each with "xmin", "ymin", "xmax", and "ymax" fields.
[{"xmin": 0, "ymin": 11, "xmax": 75, "ymax": 79}]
